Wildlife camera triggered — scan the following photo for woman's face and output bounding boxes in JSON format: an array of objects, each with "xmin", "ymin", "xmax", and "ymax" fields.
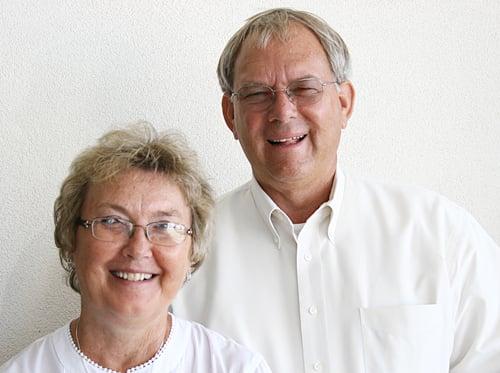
[{"xmin": 73, "ymin": 168, "xmax": 192, "ymax": 323}]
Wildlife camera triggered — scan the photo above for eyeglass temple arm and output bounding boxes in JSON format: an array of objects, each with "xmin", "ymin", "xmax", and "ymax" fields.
[{"xmin": 77, "ymin": 218, "xmax": 91, "ymax": 229}]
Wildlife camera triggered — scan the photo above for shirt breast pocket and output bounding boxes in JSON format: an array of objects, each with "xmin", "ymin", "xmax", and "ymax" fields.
[{"xmin": 359, "ymin": 304, "xmax": 447, "ymax": 373}]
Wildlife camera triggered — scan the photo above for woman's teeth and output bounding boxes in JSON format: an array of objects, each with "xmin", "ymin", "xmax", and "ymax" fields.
[{"xmin": 113, "ymin": 272, "xmax": 153, "ymax": 281}]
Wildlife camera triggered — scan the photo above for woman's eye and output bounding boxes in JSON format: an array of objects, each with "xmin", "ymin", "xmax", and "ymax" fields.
[
  {"xmin": 157, "ymin": 223, "xmax": 170, "ymax": 230},
  {"xmin": 100, "ymin": 217, "xmax": 120, "ymax": 225}
]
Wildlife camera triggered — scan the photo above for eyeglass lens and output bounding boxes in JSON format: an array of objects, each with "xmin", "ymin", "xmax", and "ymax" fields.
[
  {"xmin": 235, "ymin": 78, "xmax": 328, "ymax": 110},
  {"xmin": 91, "ymin": 217, "xmax": 187, "ymax": 246}
]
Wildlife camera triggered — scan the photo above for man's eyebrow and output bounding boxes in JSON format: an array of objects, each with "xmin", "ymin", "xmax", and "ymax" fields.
[
  {"xmin": 297, "ymin": 74, "xmax": 319, "ymax": 80},
  {"xmin": 239, "ymin": 81, "xmax": 270, "ymax": 88},
  {"xmin": 239, "ymin": 75, "xmax": 320, "ymax": 88}
]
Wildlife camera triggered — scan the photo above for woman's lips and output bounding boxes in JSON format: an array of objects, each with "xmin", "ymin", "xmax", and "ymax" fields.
[{"xmin": 111, "ymin": 271, "xmax": 155, "ymax": 282}]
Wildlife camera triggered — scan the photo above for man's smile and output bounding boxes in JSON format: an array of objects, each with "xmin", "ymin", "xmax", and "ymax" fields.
[{"xmin": 267, "ymin": 134, "xmax": 307, "ymax": 145}]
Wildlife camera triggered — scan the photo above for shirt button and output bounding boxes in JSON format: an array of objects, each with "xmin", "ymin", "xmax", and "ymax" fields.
[
  {"xmin": 313, "ymin": 361, "xmax": 322, "ymax": 371},
  {"xmin": 304, "ymin": 253, "xmax": 312, "ymax": 261},
  {"xmin": 308, "ymin": 305, "xmax": 318, "ymax": 315}
]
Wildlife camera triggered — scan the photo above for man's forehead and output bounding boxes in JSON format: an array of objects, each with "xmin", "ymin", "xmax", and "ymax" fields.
[
  {"xmin": 233, "ymin": 24, "xmax": 329, "ymax": 83},
  {"xmin": 242, "ymin": 22, "xmax": 316, "ymax": 51}
]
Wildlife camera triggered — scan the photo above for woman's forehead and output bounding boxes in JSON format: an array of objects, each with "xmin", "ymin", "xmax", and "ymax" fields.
[{"xmin": 82, "ymin": 169, "xmax": 190, "ymax": 220}]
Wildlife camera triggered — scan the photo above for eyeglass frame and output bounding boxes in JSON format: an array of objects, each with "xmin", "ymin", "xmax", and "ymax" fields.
[
  {"xmin": 229, "ymin": 77, "xmax": 340, "ymax": 111},
  {"xmin": 77, "ymin": 216, "xmax": 193, "ymax": 247}
]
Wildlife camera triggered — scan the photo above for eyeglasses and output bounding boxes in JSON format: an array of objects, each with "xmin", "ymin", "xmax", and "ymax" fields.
[
  {"xmin": 230, "ymin": 77, "xmax": 339, "ymax": 111},
  {"xmin": 78, "ymin": 216, "xmax": 192, "ymax": 247}
]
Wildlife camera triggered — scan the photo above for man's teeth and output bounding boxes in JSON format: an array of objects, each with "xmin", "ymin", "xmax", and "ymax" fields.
[
  {"xmin": 113, "ymin": 272, "xmax": 153, "ymax": 281},
  {"xmin": 270, "ymin": 135, "xmax": 305, "ymax": 144}
]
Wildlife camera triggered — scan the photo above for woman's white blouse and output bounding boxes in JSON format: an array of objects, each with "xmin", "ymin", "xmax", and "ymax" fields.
[{"xmin": 0, "ymin": 314, "xmax": 271, "ymax": 372}]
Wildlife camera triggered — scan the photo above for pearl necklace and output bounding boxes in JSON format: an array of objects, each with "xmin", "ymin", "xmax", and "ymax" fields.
[{"xmin": 71, "ymin": 316, "xmax": 172, "ymax": 372}]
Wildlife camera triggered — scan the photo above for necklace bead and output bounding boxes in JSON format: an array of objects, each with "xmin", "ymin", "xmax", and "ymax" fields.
[{"xmin": 68, "ymin": 316, "xmax": 173, "ymax": 372}]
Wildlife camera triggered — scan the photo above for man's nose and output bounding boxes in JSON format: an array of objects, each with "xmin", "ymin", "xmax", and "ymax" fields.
[{"xmin": 268, "ymin": 89, "xmax": 297, "ymax": 123}]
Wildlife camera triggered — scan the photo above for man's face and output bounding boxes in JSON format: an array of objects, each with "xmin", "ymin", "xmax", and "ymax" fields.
[{"xmin": 222, "ymin": 24, "xmax": 354, "ymax": 190}]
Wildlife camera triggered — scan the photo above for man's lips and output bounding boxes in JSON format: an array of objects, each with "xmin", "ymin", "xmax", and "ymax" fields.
[{"xmin": 267, "ymin": 134, "xmax": 307, "ymax": 145}]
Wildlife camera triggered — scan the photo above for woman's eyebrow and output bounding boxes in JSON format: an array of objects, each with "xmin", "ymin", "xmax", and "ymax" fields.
[
  {"xmin": 94, "ymin": 203, "xmax": 183, "ymax": 221},
  {"xmin": 151, "ymin": 209, "xmax": 182, "ymax": 220},
  {"xmin": 95, "ymin": 203, "xmax": 128, "ymax": 215}
]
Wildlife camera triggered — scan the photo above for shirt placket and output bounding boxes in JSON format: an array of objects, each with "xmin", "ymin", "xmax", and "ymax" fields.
[{"xmin": 296, "ymin": 211, "xmax": 331, "ymax": 373}]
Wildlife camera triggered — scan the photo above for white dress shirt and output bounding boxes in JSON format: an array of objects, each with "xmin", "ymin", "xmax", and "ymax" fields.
[
  {"xmin": 0, "ymin": 314, "xmax": 271, "ymax": 372},
  {"xmin": 174, "ymin": 167, "xmax": 500, "ymax": 373}
]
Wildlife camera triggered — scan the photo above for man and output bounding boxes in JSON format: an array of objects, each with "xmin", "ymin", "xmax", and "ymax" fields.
[{"xmin": 175, "ymin": 8, "xmax": 500, "ymax": 372}]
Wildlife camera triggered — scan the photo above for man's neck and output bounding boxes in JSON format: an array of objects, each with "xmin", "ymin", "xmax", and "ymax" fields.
[{"xmin": 257, "ymin": 172, "xmax": 335, "ymax": 224}]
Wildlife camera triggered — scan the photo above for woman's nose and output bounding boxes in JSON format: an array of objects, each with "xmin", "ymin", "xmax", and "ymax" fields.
[{"xmin": 122, "ymin": 226, "xmax": 153, "ymax": 259}]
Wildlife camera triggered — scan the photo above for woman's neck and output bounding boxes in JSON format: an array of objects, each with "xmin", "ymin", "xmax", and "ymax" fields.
[{"xmin": 71, "ymin": 312, "xmax": 171, "ymax": 372}]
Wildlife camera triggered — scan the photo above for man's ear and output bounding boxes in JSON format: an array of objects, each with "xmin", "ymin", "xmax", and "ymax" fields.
[
  {"xmin": 337, "ymin": 81, "xmax": 355, "ymax": 129},
  {"xmin": 222, "ymin": 94, "xmax": 238, "ymax": 140}
]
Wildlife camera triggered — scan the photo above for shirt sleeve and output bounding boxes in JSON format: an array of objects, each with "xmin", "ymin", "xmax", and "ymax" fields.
[{"xmin": 447, "ymin": 210, "xmax": 500, "ymax": 372}]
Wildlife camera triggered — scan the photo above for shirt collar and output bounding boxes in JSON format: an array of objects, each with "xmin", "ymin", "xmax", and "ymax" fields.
[
  {"xmin": 250, "ymin": 178, "xmax": 282, "ymax": 247},
  {"xmin": 250, "ymin": 166, "xmax": 346, "ymax": 246},
  {"xmin": 326, "ymin": 165, "xmax": 345, "ymax": 242}
]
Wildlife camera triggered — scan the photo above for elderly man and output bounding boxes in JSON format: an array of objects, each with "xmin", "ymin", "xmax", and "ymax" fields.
[{"xmin": 175, "ymin": 8, "xmax": 500, "ymax": 373}]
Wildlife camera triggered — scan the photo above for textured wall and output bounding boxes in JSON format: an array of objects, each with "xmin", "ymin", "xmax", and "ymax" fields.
[{"xmin": 1, "ymin": 0, "xmax": 499, "ymax": 364}]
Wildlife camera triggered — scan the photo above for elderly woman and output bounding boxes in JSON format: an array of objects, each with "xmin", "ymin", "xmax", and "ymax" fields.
[{"xmin": 1, "ymin": 123, "xmax": 271, "ymax": 372}]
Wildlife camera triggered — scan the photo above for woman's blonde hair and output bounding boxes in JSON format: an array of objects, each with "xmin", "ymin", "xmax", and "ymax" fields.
[{"xmin": 54, "ymin": 122, "xmax": 214, "ymax": 292}]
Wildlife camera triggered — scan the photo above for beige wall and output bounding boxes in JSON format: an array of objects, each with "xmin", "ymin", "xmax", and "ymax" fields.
[{"xmin": 1, "ymin": 0, "xmax": 499, "ymax": 364}]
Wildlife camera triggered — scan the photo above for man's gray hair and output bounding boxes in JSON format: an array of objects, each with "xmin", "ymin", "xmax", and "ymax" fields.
[{"xmin": 217, "ymin": 7, "xmax": 351, "ymax": 94}]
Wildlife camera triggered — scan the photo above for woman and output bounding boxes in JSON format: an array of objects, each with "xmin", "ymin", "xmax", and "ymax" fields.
[{"xmin": 1, "ymin": 123, "xmax": 271, "ymax": 372}]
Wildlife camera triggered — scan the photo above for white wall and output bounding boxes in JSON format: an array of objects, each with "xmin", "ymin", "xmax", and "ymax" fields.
[{"xmin": 1, "ymin": 0, "xmax": 499, "ymax": 364}]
